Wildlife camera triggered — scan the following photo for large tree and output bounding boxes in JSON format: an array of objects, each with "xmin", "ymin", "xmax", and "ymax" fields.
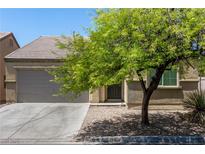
[{"xmin": 51, "ymin": 9, "xmax": 205, "ymax": 125}]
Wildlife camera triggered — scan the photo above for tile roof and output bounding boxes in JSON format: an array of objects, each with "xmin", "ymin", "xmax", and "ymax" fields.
[{"xmin": 5, "ymin": 36, "xmax": 71, "ymax": 60}]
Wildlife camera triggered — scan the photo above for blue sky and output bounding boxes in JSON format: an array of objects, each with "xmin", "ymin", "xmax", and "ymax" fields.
[{"xmin": 0, "ymin": 8, "xmax": 96, "ymax": 47}]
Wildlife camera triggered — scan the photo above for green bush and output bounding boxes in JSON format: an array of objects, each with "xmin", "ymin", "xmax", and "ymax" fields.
[{"xmin": 183, "ymin": 90, "xmax": 205, "ymax": 124}]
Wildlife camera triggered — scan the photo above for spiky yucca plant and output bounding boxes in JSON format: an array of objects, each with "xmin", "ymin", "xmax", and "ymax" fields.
[{"xmin": 183, "ymin": 90, "xmax": 205, "ymax": 124}]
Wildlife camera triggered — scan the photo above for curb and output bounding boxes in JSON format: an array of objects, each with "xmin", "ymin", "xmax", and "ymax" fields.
[{"xmin": 84, "ymin": 136, "xmax": 205, "ymax": 145}]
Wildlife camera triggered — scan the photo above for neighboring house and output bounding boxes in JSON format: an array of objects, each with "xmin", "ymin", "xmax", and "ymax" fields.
[
  {"xmin": 5, "ymin": 36, "xmax": 199, "ymax": 107},
  {"xmin": 0, "ymin": 32, "xmax": 19, "ymax": 103}
]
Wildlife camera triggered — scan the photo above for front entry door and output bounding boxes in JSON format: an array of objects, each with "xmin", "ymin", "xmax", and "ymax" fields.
[{"xmin": 107, "ymin": 84, "xmax": 122, "ymax": 100}]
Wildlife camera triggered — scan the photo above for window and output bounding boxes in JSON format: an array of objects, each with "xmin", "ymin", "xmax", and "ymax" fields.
[
  {"xmin": 148, "ymin": 69, "xmax": 178, "ymax": 87},
  {"xmin": 159, "ymin": 69, "xmax": 177, "ymax": 86}
]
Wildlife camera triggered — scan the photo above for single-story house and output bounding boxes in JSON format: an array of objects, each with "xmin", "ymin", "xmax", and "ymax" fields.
[
  {"xmin": 0, "ymin": 32, "xmax": 19, "ymax": 103},
  {"xmin": 4, "ymin": 36, "xmax": 199, "ymax": 107}
]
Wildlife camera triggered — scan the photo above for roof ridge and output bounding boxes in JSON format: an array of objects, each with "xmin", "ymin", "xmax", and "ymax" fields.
[
  {"xmin": 5, "ymin": 36, "xmax": 42, "ymax": 58},
  {"xmin": 0, "ymin": 32, "xmax": 20, "ymax": 49},
  {"xmin": 0, "ymin": 32, "xmax": 12, "ymax": 40},
  {"xmin": 0, "ymin": 32, "xmax": 11, "ymax": 35}
]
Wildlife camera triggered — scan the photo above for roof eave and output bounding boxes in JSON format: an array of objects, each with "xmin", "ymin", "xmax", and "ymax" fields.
[
  {"xmin": 4, "ymin": 58, "xmax": 64, "ymax": 63},
  {"xmin": 0, "ymin": 32, "xmax": 20, "ymax": 48}
]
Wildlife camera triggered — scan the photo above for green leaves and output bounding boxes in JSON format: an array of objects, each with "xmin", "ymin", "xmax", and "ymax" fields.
[
  {"xmin": 51, "ymin": 9, "xmax": 205, "ymax": 96},
  {"xmin": 183, "ymin": 90, "xmax": 205, "ymax": 124}
]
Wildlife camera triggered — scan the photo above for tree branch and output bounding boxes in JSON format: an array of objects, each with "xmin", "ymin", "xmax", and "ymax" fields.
[
  {"xmin": 183, "ymin": 58, "xmax": 195, "ymax": 69},
  {"xmin": 148, "ymin": 60, "xmax": 171, "ymax": 92},
  {"xmin": 137, "ymin": 71, "xmax": 147, "ymax": 93}
]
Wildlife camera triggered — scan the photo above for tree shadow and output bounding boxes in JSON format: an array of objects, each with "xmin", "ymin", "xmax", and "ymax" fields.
[{"xmin": 75, "ymin": 112, "xmax": 205, "ymax": 141}]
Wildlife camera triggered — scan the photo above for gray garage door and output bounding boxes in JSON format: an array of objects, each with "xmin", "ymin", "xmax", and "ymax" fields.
[{"xmin": 17, "ymin": 70, "xmax": 89, "ymax": 103}]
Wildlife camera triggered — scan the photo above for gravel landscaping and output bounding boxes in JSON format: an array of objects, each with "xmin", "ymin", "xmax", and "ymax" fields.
[{"xmin": 74, "ymin": 106, "xmax": 205, "ymax": 142}]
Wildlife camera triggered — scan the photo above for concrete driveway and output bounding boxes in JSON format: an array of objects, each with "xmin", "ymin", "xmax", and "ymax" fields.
[{"xmin": 0, "ymin": 103, "xmax": 90, "ymax": 144}]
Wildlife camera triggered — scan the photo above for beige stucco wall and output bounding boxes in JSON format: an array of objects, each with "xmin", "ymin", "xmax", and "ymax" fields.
[
  {"xmin": 5, "ymin": 61, "xmax": 62, "ymax": 103},
  {"xmin": 125, "ymin": 67, "xmax": 199, "ymax": 107},
  {"xmin": 90, "ymin": 67, "xmax": 199, "ymax": 107},
  {"xmin": 125, "ymin": 80, "xmax": 198, "ymax": 106},
  {"xmin": 91, "ymin": 82, "xmax": 125, "ymax": 103},
  {"xmin": 89, "ymin": 89, "xmax": 100, "ymax": 103},
  {"xmin": 180, "ymin": 66, "xmax": 199, "ymax": 79},
  {"xmin": 89, "ymin": 87, "xmax": 109, "ymax": 103},
  {"xmin": 0, "ymin": 35, "xmax": 19, "ymax": 103},
  {"xmin": 6, "ymin": 59, "xmax": 199, "ymax": 105}
]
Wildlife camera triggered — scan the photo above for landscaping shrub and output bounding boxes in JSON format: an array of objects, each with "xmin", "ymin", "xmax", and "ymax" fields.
[{"xmin": 183, "ymin": 90, "xmax": 205, "ymax": 124}]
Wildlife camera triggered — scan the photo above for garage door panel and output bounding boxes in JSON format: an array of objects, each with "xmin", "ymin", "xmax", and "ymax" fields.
[{"xmin": 17, "ymin": 70, "xmax": 89, "ymax": 103}]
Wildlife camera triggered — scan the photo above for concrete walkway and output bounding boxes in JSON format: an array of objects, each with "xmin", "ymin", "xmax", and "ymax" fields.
[{"xmin": 0, "ymin": 103, "xmax": 89, "ymax": 144}]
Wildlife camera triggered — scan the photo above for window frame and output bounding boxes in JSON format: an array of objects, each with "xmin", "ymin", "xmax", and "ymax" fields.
[{"xmin": 147, "ymin": 68, "xmax": 180, "ymax": 88}]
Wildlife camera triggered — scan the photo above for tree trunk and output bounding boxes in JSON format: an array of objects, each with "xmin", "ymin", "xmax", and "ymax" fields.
[
  {"xmin": 141, "ymin": 90, "xmax": 153, "ymax": 126},
  {"xmin": 138, "ymin": 63, "xmax": 169, "ymax": 126}
]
